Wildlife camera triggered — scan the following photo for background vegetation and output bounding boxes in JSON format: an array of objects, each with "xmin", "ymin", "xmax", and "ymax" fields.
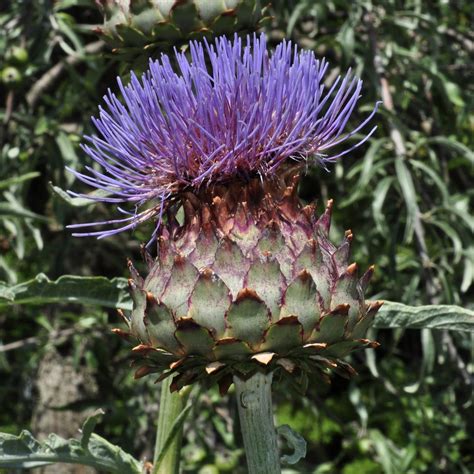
[{"xmin": 0, "ymin": 1, "xmax": 472, "ymax": 473}]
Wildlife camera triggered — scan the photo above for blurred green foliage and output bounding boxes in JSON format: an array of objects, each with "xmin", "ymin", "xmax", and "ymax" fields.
[{"xmin": 0, "ymin": 0, "xmax": 472, "ymax": 473}]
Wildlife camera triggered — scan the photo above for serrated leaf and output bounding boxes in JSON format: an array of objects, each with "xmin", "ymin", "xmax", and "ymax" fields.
[{"xmin": 0, "ymin": 411, "xmax": 142, "ymax": 473}]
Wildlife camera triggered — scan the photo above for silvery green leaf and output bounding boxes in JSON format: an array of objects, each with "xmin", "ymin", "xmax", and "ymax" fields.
[
  {"xmin": 0, "ymin": 410, "xmax": 142, "ymax": 473},
  {"xmin": 0, "ymin": 273, "xmax": 132, "ymax": 309},
  {"xmin": 374, "ymin": 301, "xmax": 474, "ymax": 332}
]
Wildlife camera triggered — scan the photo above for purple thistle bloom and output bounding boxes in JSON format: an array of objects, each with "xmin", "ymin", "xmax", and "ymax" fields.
[{"xmin": 68, "ymin": 34, "xmax": 380, "ymax": 240}]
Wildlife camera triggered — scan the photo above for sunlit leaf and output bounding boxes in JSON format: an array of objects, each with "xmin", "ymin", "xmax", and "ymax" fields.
[
  {"xmin": 0, "ymin": 274, "xmax": 131, "ymax": 309},
  {"xmin": 374, "ymin": 301, "xmax": 474, "ymax": 332},
  {"xmin": 0, "ymin": 410, "xmax": 142, "ymax": 473}
]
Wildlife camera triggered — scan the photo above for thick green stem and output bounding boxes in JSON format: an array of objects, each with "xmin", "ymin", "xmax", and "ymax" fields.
[
  {"xmin": 152, "ymin": 377, "xmax": 187, "ymax": 474},
  {"xmin": 233, "ymin": 372, "xmax": 281, "ymax": 474}
]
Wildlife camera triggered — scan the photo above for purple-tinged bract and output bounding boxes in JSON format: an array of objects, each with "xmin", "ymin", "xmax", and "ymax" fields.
[{"xmin": 68, "ymin": 34, "xmax": 379, "ymax": 239}]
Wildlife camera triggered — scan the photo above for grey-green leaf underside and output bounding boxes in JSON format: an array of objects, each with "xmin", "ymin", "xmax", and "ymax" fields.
[{"xmin": 0, "ymin": 410, "xmax": 142, "ymax": 473}]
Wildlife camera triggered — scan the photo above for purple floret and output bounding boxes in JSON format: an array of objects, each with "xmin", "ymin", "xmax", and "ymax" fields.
[{"xmin": 68, "ymin": 34, "xmax": 380, "ymax": 240}]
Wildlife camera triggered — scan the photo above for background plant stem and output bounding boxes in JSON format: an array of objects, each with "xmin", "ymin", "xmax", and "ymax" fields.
[
  {"xmin": 233, "ymin": 371, "xmax": 281, "ymax": 474},
  {"xmin": 152, "ymin": 378, "xmax": 187, "ymax": 474}
]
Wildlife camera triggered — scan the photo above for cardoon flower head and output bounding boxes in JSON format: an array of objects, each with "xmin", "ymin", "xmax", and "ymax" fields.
[
  {"xmin": 68, "ymin": 34, "xmax": 379, "ymax": 240},
  {"xmin": 70, "ymin": 34, "xmax": 382, "ymax": 392}
]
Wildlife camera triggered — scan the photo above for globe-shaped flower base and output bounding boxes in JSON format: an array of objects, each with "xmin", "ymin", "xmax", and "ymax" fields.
[{"xmin": 115, "ymin": 169, "xmax": 382, "ymax": 394}]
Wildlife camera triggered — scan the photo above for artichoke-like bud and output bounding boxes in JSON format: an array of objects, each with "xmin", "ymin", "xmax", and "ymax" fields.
[
  {"xmin": 119, "ymin": 169, "xmax": 381, "ymax": 393},
  {"xmin": 68, "ymin": 35, "xmax": 381, "ymax": 392},
  {"xmin": 95, "ymin": 0, "xmax": 269, "ymax": 55}
]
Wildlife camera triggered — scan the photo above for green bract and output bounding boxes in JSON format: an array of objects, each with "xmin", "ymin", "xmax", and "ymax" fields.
[
  {"xmin": 95, "ymin": 0, "xmax": 268, "ymax": 54},
  {"xmin": 119, "ymin": 170, "xmax": 382, "ymax": 393}
]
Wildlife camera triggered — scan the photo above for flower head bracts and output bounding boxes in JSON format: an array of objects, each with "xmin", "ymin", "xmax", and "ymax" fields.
[{"xmin": 68, "ymin": 34, "xmax": 379, "ymax": 240}]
